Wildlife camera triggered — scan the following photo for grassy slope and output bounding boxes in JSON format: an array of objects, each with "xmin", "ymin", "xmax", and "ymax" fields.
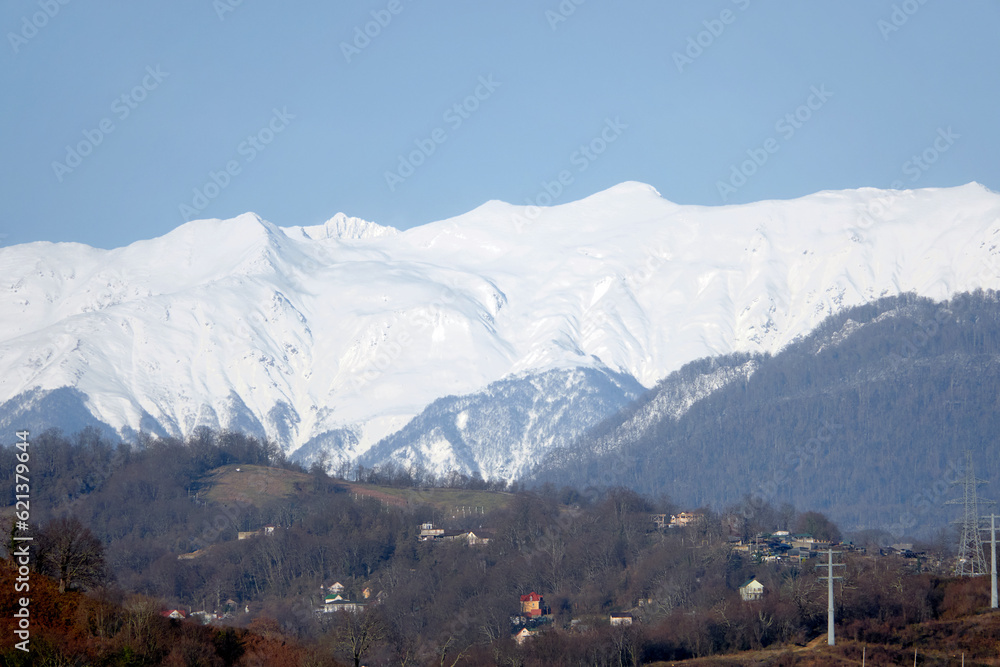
[
  {"xmin": 201, "ymin": 464, "xmax": 311, "ymax": 505},
  {"xmin": 200, "ymin": 464, "xmax": 514, "ymax": 515},
  {"xmin": 649, "ymin": 611, "xmax": 1000, "ymax": 666}
]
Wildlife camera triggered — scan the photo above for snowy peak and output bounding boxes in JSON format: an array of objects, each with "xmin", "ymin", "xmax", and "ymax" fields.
[
  {"xmin": 287, "ymin": 213, "xmax": 399, "ymax": 241},
  {"xmin": 577, "ymin": 180, "xmax": 665, "ymax": 203}
]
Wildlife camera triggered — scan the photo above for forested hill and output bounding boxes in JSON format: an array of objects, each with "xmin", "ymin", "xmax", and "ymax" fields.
[{"xmin": 532, "ymin": 291, "xmax": 1000, "ymax": 537}]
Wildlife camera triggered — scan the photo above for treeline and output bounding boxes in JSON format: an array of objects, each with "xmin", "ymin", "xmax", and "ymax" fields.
[
  {"xmin": 350, "ymin": 460, "xmax": 517, "ymax": 493},
  {"xmin": 2, "ymin": 426, "xmax": 290, "ymax": 518}
]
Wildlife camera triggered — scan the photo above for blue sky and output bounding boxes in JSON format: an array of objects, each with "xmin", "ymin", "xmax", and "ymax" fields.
[{"xmin": 2, "ymin": 1, "xmax": 999, "ymax": 249}]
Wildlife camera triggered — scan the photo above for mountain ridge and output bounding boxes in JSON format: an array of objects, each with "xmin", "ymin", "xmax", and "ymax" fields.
[{"xmin": 2, "ymin": 182, "xmax": 1000, "ymax": 477}]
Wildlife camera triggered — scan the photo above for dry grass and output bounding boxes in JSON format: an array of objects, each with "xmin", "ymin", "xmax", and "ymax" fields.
[
  {"xmin": 346, "ymin": 483, "xmax": 515, "ymax": 514},
  {"xmin": 199, "ymin": 465, "xmax": 514, "ymax": 515},
  {"xmin": 201, "ymin": 464, "xmax": 311, "ymax": 506}
]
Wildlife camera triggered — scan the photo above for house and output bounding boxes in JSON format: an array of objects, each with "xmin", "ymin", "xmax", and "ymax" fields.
[
  {"xmin": 520, "ymin": 592, "xmax": 544, "ymax": 618},
  {"xmin": 669, "ymin": 511, "xmax": 703, "ymax": 527},
  {"xmin": 418, "ymin": 523, "xmax": 445, "ymax": 540},
  {"xmin": 322, "ymin": 594, "xmax": 364, "ymax": 614},
  {"xmin": 160, "ymin": 609, "xmax": 186, "ymax": 620},
  {"xmin": 189, "ymin": 610, "xmax": 217, "ymax": 624},
  {"xmin": 610, "ymin": 613, "xmax": 633, "ymax": 626},
  {"xmin": 739, "ymin": 578, "xmax": 764, "ymax": 602},
  {"xmin": 514, "ymin": 628, "xmax": 539, "ymax": 645},
  {"xmin": 465, "ymin": 530, "xmax": 492, "ymax": 545},
  {"xmin": 440, "ymin": 529, "xmax": 472, "ymax": 542},
  {"xmin": 328, "ymin": 582, "xmax": 345, "ymax": 594},
  {"xmin": 238, "ymin": 525, "xmax": 277, "ymax": 540},
  {"xmin": 440, "ymin": 530, "xmax": 493, "ymax": 545}
]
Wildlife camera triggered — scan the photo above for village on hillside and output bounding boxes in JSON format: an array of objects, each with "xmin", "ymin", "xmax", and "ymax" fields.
[{"xmin": 161, "ymin": 498, "xmax": 950, "ymax": 631}]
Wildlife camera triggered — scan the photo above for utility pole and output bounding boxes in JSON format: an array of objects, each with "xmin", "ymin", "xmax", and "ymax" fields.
[
  {"xmin": 983, "ymin": 513, "xmax": 999, "ymax": 608},
  {"xmin": 993, "ymin": 514, "xmax": 998, "ymax": 608},
  {"xmin": 816, "ymin": 548, "xmax": 844, "ymax": 645}
]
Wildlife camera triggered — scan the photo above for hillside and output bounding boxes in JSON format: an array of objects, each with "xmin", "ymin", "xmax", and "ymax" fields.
[
  {"xmin": 203, "ymin": 464, "xmax": 313, "ymax": 506},
  {"xmin": 200, "ymin": 463, "xmax": 514, "ymax": 515},
  {"xmin": 6, "ymin": 427, "xmax": 1000, "ymax": 666},
  {"xmin": 534, "ymin": 291, "xmax": 1000, "ymax": 536},
  {"xmin": 646, "ymin": 611, "xmax": 1000, "ymax": 666}
]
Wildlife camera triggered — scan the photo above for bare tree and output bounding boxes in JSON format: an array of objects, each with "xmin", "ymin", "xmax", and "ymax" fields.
[
  {"xmin": 36, "ymin": 516, "xmax": 106, "ymax": 593},
  {"xmin": 332, "ymin": 607, "xmax": 386, "ymax": 667}
]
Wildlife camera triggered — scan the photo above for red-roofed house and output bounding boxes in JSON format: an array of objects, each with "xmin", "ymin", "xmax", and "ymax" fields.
[{"xmin": 520, "ymin": 592, "xmax": 543, "ymax": 618}]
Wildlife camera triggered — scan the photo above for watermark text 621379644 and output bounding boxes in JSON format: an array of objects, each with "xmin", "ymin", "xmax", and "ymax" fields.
[{"xmin": 12, "ymin": 430, "xmax": 32, "ymax": 653}]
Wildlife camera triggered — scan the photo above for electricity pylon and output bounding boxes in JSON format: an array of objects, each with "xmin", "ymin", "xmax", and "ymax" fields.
[{"xmin": 947, "ymin": 451, "xmax": 992, "ymax": 576}]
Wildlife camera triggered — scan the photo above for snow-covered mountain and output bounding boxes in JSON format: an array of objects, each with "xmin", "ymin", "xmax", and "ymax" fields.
[
  {"xmin": 1, "ymin": 182, "xmax": 999, "ymax": 477},
  {"xmin": 357, "ymin": 367, "xmax": 645, "ymax": 481}
]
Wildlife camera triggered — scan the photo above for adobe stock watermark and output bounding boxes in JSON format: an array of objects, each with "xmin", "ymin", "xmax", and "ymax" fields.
[
  {"xmin": 384, "ymin": 75, "xmax": 501, "ymax": 192},
  {"xmin": 673, "ymin": 0, "xmax": 752, "ymax": 73},
  {"xmin": 8, "ymin": 0, "xmax": 71, "ymax": 54},
  {"xmin": 545, "ymin": 0, "xmax": 586, "ymax": 31},
  {"xmin": 577, "ymin": 243, "xmax": 672, "ymax": 362},
  {"xmin": 728, "ymin": 419, "xmax": 842, "ymax": 527},
  {"xmin": 347, "ymin": 281, "xmax": 461, "ymax": 395},
  {"xmin": 341, "ymin": 0, "xmax": 412, "ymax": 63},
  {"xmin": 213, "ymin": 0, "xmax": 246, "ymax": 21},
  {"xmin": 850, "ymin": 127, "xmax": 959, "ymax": 243},
  {"xmin": 893, "ymin": 127, "xmax": 959, "ymax": 187},
  {"xmin": 849, "ymin": 190, "xmax": 902, "ymax": 244},
  {"xmin": 753, "ymin": 420, "xmax": 842, "ymax": 503},
  {"xmin": 887, "ymin": 456, "xmax": 963, "ymax": 538},
  {"xmin": 51, "ymin": 66, "xmax": 169, "ymax": 183},
  {"xmin": 716, "ymin": 84, "xmax": 833, "ymax": 202},
  {"xmin": 512, "ymin": 117, "xmax": 627, "ymax": 232},
  {"xmin": 886, "ymin": 298, "xmax": 970, "ymax": 368},
  {"xmin": 178, "ymin": 107, "xmax": 295, "ymax": 221},
  {"xmin": 877, "ymin": 0, "xmax": 933, "ymax": 41}
]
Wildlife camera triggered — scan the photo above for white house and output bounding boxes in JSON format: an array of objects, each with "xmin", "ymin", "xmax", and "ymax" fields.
[
  {"xmin": 322, "ymin": 594, "xmax": 363, "ymax": 614},
  {"xmin": 419, "ymin": 523, "xmax": 445, "ymax": 540},
  {"xmin": 514, "ymin": 628, "xmax": 539, "ymax": 645},
  {"xmin": 610, "ymin": 613, "xmax": 633, "ymax": 626},
  {"xmin": 739, "ymin": 577, "xmax": 764, "ymax": 601},
  {"xmin": 669, "ymin": 511, "xmax": 702, "ymax": 527}
]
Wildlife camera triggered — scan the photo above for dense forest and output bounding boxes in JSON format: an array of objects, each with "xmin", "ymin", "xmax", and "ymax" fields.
[
  {"xmin": 535, "ymin": 291, "xmax": 1000, "ymax": 536},
  {"xmin": 3, "ymin": 428, "xmax": 1000, "ymax": 665}
]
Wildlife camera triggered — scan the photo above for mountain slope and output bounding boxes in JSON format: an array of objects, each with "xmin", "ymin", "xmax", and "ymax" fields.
[
  {"xmin": 533, "ymin": 291, "xmax": 1000, "ymax": 535},
  {"xmin": 2, "ymin": 183, "xmax": 1000, "ymax": 477},
  {"xmin": 353, "ymin": 366, "xmax": 645, "ymax": 481}
]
